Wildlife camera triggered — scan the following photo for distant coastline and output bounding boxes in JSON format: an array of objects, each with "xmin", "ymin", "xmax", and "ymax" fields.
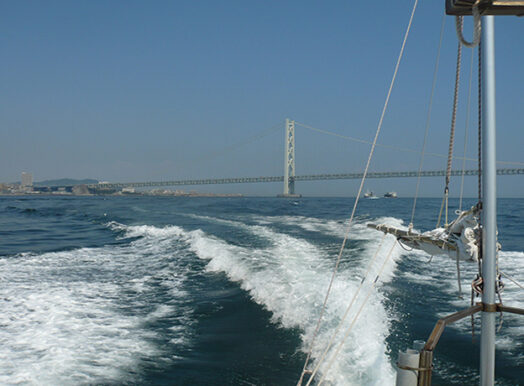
[{"xmin": 0, "ymin": 179, "xmax": 243, "ymax": 197}]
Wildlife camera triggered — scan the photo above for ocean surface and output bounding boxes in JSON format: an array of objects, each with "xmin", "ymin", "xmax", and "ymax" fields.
[{"xmin": 0, "ymin": 195, "xmax": 522, "ymax": 385}]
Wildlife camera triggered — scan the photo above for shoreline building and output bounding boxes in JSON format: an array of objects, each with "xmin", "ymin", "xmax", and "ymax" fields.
[{"xmin": 21, "ymin": 172, "xmax": 33, "ymax": 187}]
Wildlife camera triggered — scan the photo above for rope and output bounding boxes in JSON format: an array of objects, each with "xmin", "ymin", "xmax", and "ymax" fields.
[
  {"xmin": 472, "ymin": 274, "xmax": 484, "ymax": 295},
  {"xmin": 397, "ymin": 238, "xmax": 414, "ymax": 252},
  {"xmin": 500, "ymin": 271, "xmax": 524, "ymax": 290},
  {"xmin": 445, "ymin": 191, "xmax": 450, "ymax": 228},
  {"xmin": 436, "ymin": 194, "xmax": 446, "ymax": 228},
  {"xmin": 469, "ymin": 267, "xmax": 524, "ymax": 339},
  {"xmin": 456, "ymin": 250, "xmax": 463, "ymax": 298},
  {"xmin": 455, "ymin": 0, "xmax": 482, "ymax": 48},
  {"xmin": 477, "ymin": 39, "xmax": 483, "ymax": 205},
  {"xmin": 409, "ymin": 14, "xmax": 446, "ymax": 231},
  {"xmin": 443, "ymin": 39, "xmax": 463, "ymax": 227},
  {"xmin": 459, "ymin": 48, "xmax": 476, "ymax": 212},
  {"xmin": 470, "ymin": 285, "xmax": 476, "ymax": 340},
  {"xmin": 316, "ymin": 242, "xmax": 398, "ymax": 385},
  {"xmin": 297, "ymin": 0, "xmax": 419, "ymax": 382},
  {"xmin": 496, "ymin": 272, "xmax": 504, "ymax": 332},
  {"xmin": 302, "ymin": 234, "xmax": 387, "ymax": 385},
  {"xmin": 477, "ymin": 40, "xmax": 483, "ymax": 268},
  {"xmin": 495, "ymin": 249, "xmax": 505, "ymax": 332},
  {"xmin": 471, "ymin": 272, "xmax": 483, "ymax": 340}
]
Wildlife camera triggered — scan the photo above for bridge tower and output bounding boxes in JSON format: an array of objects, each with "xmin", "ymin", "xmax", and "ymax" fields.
[{"xmin": 280, "ymin": 118, "xmax": 300, "ymax": 197}]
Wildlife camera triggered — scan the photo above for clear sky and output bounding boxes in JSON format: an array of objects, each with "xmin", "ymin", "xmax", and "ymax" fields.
[{"xmin": 1, "ymin": 0, "xmax": 523, "ymax": 196}]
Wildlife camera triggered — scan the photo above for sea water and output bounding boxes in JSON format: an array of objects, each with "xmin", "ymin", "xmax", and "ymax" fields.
[{"xmin": 0, "ymin": 196, "xmax": 522, "ymax": 385}]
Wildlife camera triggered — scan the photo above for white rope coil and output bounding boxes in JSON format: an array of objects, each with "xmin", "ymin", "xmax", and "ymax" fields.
[{"xmin": 455, "ymin": 0, "xmax": 482, "ymax": 48}]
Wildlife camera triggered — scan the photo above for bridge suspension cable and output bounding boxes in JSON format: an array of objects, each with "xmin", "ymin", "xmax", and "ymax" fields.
[
  {"xmin": 294, "ymin": 121, "xmax": 524, "ymax": 167},
  {"xmin": 170, "ymin": 123, "xmax": 281, "ymax": 174}
]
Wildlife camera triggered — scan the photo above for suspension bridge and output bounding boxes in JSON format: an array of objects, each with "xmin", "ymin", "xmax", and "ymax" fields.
[
  {"xmin": 87, "ymin": 119, "xmax": 524, "ymax": 196},
  {"xmin": 90, "ymin": 168, "xmax": 524, "ymax": 190}
]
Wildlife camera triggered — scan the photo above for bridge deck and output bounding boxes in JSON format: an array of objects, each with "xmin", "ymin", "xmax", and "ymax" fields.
[{"xmin": 88, "ymin": 168, "xmax": 524, "ymax": 189}]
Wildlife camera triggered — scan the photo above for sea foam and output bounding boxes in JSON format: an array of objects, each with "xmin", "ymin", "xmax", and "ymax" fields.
[
  {"xmin": 181, "ymin": 215, "xmax": 403, "ymax": 385},
  {"xmin": 0, "ymin": 225, "xmax": 192, "ymax": 385}
]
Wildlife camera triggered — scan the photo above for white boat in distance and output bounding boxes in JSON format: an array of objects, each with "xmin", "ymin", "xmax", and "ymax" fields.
[{"xmin": 364, "ymin": 190, "xmax": 379, "ymax": 199}]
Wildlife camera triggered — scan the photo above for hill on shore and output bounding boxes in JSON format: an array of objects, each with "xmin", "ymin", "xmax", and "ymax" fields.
[{"xmin": 34, "ymin": 178, "xmax": 99, "ymax": 186}]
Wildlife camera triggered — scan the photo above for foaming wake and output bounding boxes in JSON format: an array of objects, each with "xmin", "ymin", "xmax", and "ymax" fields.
[
  {"xmin": 250, "ymin": 214, "xmax": 388, "ymax": 241},
  {"xmin": 0, "ymin": 216, "xmax": 411, "ymax": 385},
  {"xmin": 486, "ymin": 251, "xmax": 523, "ymax": 356},
  {"xmin": 0, "ymin": 223, "xmax": 193, "ymax": 385},
  {"xmin": 180, "ymin": 215, "xmax": 405, "ymax": 385}
]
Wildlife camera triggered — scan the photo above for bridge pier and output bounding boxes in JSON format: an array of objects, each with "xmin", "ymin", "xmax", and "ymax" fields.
[{"xmin": 278, "ymin": 118, "xmax": 301, "ymax": 197}]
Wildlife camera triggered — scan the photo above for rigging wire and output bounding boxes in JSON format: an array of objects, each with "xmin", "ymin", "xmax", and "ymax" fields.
[
  {"xmin": 302, "ymin": 234, "xmax": 387, "ymax": 385},
  {"xmin": 477, "ymin": 41, "xmax": 483, "ymax": 212},
  {"xmin": 473, "ymin": 16, "xmax": 483, "ymax": 272},
  {"xmin": 436, "ymin": 194, "xmax": 447, "ymax": 228},
  {"xmin": 456, "ymin": 251, "xmax": 463, "ymax": 298},
  {"xmin": 456, "ymin": 9, "xmax": 484, "ymax": 325},
  {"xmin": 297, "ymin": 0, "xmax": 419, "ymax": 383},
  {"xmin": 437, "ymin": 38, "xmax": 464, "ymax": 229},
  {"xmin": 444, "ymin": 39, "xmax": 463, "ymax": 227},
  {"xmin": 471, "ymin": 24, "xmax": 484, "ymax": 343},
  {"xmin": 456, "ymin": 44, "xmax": 477, "ymax": 299},
  {"xmin": 409, "ymin": 14, "xmax": 446, "ymax": 231},
  {"xmin": 316, "ymin": 242, "xmax": 398, "ymax": 386},
  {"xmin": 459, "ymin": 47, "xmax": 476, "ymax": 212},
  {"xmin": 500, "ymin": 271, "xmax": 524, "ymax": 290}
]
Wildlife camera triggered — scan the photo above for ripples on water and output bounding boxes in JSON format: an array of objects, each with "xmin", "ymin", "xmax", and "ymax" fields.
[{"xmin": 0, "ymin": 196, "xmax": 522, "ymax": 385}]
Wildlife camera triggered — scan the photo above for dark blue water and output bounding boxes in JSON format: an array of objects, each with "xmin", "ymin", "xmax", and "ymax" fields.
[{"xmin": 0, "ymin": 196, "xmax": 522, "ymax": 385}]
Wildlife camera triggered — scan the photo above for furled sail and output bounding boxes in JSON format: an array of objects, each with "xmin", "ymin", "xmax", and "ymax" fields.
[{"xmin": 367, "ymin": 206, "xmax": 482, "ymax": 261}]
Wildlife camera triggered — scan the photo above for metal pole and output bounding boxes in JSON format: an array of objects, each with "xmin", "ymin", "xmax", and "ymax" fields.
[{"xmin": 480, "ymin": 15, "xmax": 497, "ymax": 386}]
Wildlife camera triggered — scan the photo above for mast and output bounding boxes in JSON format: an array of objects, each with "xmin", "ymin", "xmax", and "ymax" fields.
[
  {"xmin": 480, "ymin": 15, "xmax": 497, "ymax": 386},
  {"xmin": 396, "ymin": 4, "xmax": 524, "ymax": 386},
  {"xmin": 446, "ymin": 4, "xmax": 524, "ymax": 384}
]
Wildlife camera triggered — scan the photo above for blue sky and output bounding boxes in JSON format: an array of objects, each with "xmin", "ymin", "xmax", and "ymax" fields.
[{"xmin": 1, "ymin": 0, "xmax": 523, "ymax": 196}]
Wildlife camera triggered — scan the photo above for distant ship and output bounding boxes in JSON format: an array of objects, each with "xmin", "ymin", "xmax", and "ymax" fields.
[
  {"xmin": 384, "ymin": 191, "xmax": 398, "ymax": 198},
  {"xmin": 364, "ymin": 191, "xmax": 379, "ymax": 199}
]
